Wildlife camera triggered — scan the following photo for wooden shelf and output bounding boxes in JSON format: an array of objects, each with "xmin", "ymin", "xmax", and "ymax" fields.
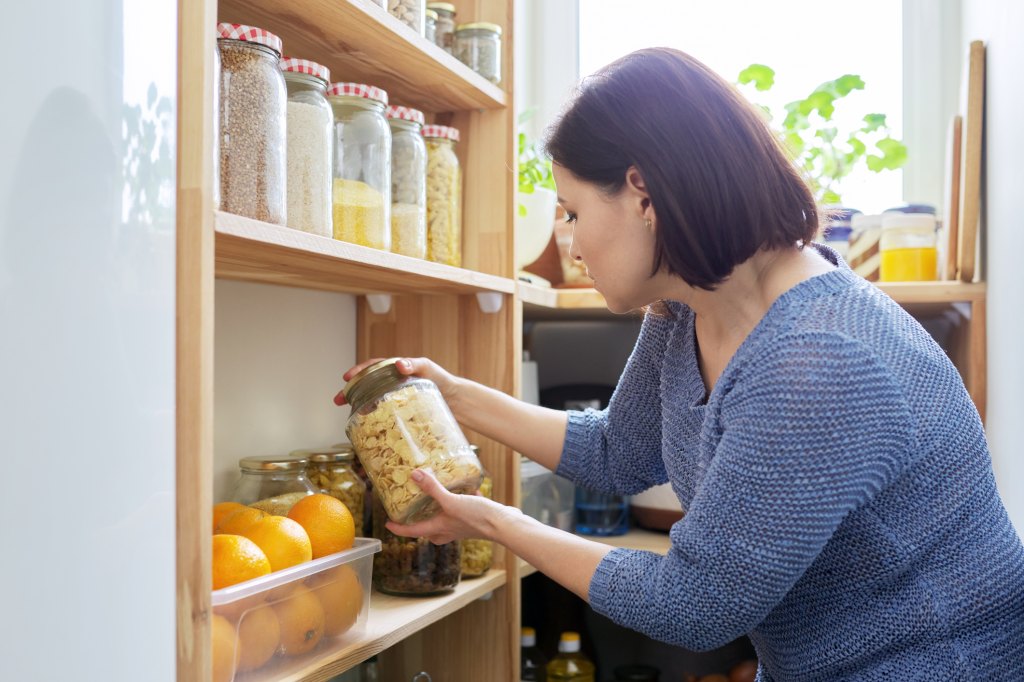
[
  {"xmin": 264, "ymin": 570, "xmax": 508, "ymax": 682},
  {"xmin": 216, "ymin": 212, "xmax": 516, "ymax": 297},
  {"xmin": 518, "ymin": 529, "xmax": 672, "ymax": 579},
  {"xmin": 218, "ymin": 0, "xmax": 507, "ymax": 112}
]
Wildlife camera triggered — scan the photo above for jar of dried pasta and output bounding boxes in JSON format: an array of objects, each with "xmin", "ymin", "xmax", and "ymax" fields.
[
  {"xmin": 281, "ymin": 58, "xmax": 334, "ymax": 238},
  {"xmin": 388, "ymin": 106, "xmax": 428, "ymax": 259},
  {"xmin": 296, "ymin": 445, "xmax": 367, "ymax": 532},
  {"xmin": 371, "ymin": 493, "xmax": 462, "ymax": 596},
  {"xmin": 343, "ymin": 358, "xmax": 483, "ymax": 525},
  {"xmin": 229, "ymin": 455, "xmax": 316, "ymax": 514},
  {"xmin": 460, "ymin": 460, "xmax": 493, "ymax": 579},
  {"xmin": 423, "ymin": 125, "xmax": 462, "ymax": 266},
  {"xmin": 328, "ymin": 83, "xmax": 392, "ymax": 250}
]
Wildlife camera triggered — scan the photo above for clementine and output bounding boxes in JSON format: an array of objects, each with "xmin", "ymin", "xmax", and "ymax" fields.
[
  {"xmin": 237, "ymin": 603, "xmax": 280, "ymax": 671},
  {"xmin": 287, "ymin": 493, "xmax": 356, "ymax": 559},
  {"xmin": 215, "ymin": 506, "xmax": 266, "ymax": 535},
  {"xmin": 273, "ymin": 584, "xmax": 325, "ymax": 657},
  {"xmin": 211, "ymin": 614, "xmax": 239, "ymax": 682},
  {"xmin": 212, "ymin": 502, "xmax": 248, "ymax": 534},
  {"xmin": 212, "ymin": 534, "xmax": 272, "ymax": 590},
  {"xmin": 241, "ymin": 515, "xmax": 313, "ymax": 572},
  {"xmin": 308, "ymin": 564, "xmax": 363, "ymax": 638}
]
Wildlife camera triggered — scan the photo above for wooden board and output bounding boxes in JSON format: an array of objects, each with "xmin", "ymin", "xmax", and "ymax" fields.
[
  {"xmin": 944, "ymin": 115, "xmax": 963, "ymax": 280},
  {"xmin": 958, "ymin": 41, "xmax": 985, "ymax": 282}
]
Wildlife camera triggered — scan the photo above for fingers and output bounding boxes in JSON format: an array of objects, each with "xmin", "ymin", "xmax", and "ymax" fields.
[
  {"xmin": 334, "ymin": 357, "xmax": 425, "ymax": 406},
  {"xmin": 343, "ymin": 357, "xmax": 387, "ymax": 382}
]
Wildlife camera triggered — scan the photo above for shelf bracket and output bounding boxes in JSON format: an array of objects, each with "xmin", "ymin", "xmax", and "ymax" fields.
[
  {"xmin": 475, "ymin": 292, "xmax": 504, "ymax": 314},
  {"xmin": 365, "ymin": 294, "xmax": 393, "ymax": 315}
]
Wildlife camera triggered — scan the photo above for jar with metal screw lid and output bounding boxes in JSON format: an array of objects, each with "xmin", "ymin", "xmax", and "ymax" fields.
[
  {"xmin": 425, "ymin": 9, "xmax": 437, "ymax": 43},
  {"xmin": 281, "ymin": 58, "xmax": 334, "ymax": 238},
  {"xmin": 387, "ymin": 106, "xmax": 428, "ymax": 259},
  {"xmin": 427, "ymin": 3, "xmax": 456, "ymax": 52},
  {"xmin": 423, "ymin": 125, "xmax": 462, "ymax": 266},
  {"xmin": 229, "ymin": 455, "xmax": 317, "ymax": 514},
  {"xmin": 460, "ymin": 454, "xmax": 493, "ymax": 579},
  {"xmin": 296, "ymin": 445, "xmax": 367, "ymax": 532},
  {"xmin": 217, "ymin": 23, "xmax": 287, "ymax": 225},
  {"xmin": 454, "ymin": 22, "xmax": 502, "ymax": 84}
]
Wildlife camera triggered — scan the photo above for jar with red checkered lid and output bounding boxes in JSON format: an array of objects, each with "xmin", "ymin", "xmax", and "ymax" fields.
[
  {"xmin": 281, "ymin": 58, "xmax": 333, "ymax": 238},
  {"xmin": 387, "ymin": 106, "xmax": 427, "ymax": 259},
  {"xmin": 216, "ymin": 23, "xmax": 287, "ymax": 225},
  {"xmin": 422, "ymin": 125, "xmax": 462, "ymax": 266},
  {"xmin": 327, "ymin": 83, "xmax": 392, "ymax": 251}
]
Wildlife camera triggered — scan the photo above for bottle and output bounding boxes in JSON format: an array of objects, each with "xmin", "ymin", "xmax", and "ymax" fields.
[
  {"xmin": 521, "ymin": 626, "xmax": 548, "ymax": 682},
  {"xmin": 575, "ymin": 486, "xmax": 629, "ymax": 536},
  {"xmin": 547, "ymin": 632, "xmax": 595, "ymax": 682}
]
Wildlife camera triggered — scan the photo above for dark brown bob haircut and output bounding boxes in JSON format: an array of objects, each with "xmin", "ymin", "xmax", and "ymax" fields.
[{"xmin": 545, "ymin": 47, "xmax": 819, "ymax": 290}]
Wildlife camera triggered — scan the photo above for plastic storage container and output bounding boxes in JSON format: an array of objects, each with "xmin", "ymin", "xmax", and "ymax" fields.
[
  {"xmin": 281, "ymin": 58, "xmax": 333, "ymax": 238},
  {"xmin": 371, "ymin": 493, "xmax": 462, "ymax": 596},
  {"xmin": 342, "ymin": 358, "xmax": 483, "ymax": 525},
  {"xmin": 880, "ymin": 213, "xmax": 938, "ymax": 282},
  {"xmin": 387, "ymin": 106, "xmax": 428, "ymax": 258},
  {"xmin": 425, "ymin": 9, "xmax": 437, "ymax": 43},
  {"xmin": 423, "ymin": 125, "xmax": 462, "ymax": 266},
  {"xmin": 211, "ymin": 538, "xmax": 380, "ymax": 681},
  {"xmin": 229, "ymin": 456, "xmax": 317, "ymax": 513},
  {"xmin": 427, "ymin": 2, "xmax": 456, "ymax": 52},
  {"xmin": 848, "ymin": 213, "xmax": 883, "ymax": 281},
  {"xmin": 521, "ymin": 458, "xmax": 574, "ymax": 531},
  {"xmin": 388, "ymin": 0, "xmax": 426, "ymax": 35},
  {"xmin": 328, "ymin": 83, "xmax": 392, "ymax": 250},
  {"xmin": 547, "ymin": 632, "xmax": 595, "ymax": 682},
  {"xmin": 460, "ymin": 470, "xmax": 493, "ymax": 578},
  {"xmin": 454, "ymin": 22, "xmax": 502, "ymax": 84},
  {"xmin": 575, "ymin": 487, "xmax": 629, "ymax": 536},
  {"xmin": 297, "ymin": 445, "xmax": 367, "ymax": 533},
  {"xmin": 217, "ymin": 23, "xmax": 287, "ymax": 225}
]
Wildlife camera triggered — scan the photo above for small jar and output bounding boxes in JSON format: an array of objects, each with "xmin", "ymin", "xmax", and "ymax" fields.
[
  {"xmin": 880, "ymin": 213, "xmax": 938, "ymax": 282},
  {"xmin": 372, "ymin": 493, "xmax": 462, "ymax": 596},
  {"xmin": 343, "ymin": 358, "xmax": 483, "ymax": 525},
  {"xmin": 821, "ymin": 208, "xmax": 859, "ymax": 262},
  {"xmin": 332, "ymin": 441, "xmax": 374, "ymax": 537},
  {"xmin": 454, "ymin": 22, "xmax": 502, "ymax": 84},
  {"xmin": 281, "ymin": 58, "xmax": 334, "ymax": 238},
  {"xmin": 460, "ymin": 465, "xmax": 493, "ymax": 579},
  {"xmin": 427, "ymin": 3, "xmax": 457, "ymax": 53},
  {"xmin": 217, "ymin": 24, "xmax": 287, "ymax": 225},
  {"xmin": 848, "ymin": 213, "xmax": 883, "ymax": 281},
  {"xmin": 328, "ymin": 83, "xmax": 392, "ymax": 250},
  {"xmin": 296, "ymin": 445, "xmax": 367, "ymax": 533},
  {"xmin": 423, "ymin": 125, "xmax": 462, "ymax": 266},
  {"xmin": 229, "ymin": 455, "xmax": 317, "ymax": 513},
  {"xmin": 388, "ymin": 0, "xmax": 426, "ymax": 36},
  {"xmin": 425, "ymin": 9, "xmax": 438, "ymax": 43},
  {"xmin": 387, "ymin": 106, "xmax": 428, "ymax": 259}
]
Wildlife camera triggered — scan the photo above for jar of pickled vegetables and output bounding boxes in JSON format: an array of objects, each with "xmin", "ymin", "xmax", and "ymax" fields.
[
  {"xmin": 296, "ymin": 445, "xmax": 367, "ymax": 532},
  {"xmin": 423, "ymin": 125, "xmax": 462, "ymax": 266}
]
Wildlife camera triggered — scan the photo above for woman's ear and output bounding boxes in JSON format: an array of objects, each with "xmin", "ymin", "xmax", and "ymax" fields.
[{"xmin": 625, "ymin": 166, "xmax": 654, "ymax": 221}]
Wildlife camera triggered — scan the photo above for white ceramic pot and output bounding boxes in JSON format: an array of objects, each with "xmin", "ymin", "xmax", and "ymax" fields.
[{"xmin": 514, "ymin": 187, "xmax": 558, "ymax": 273}]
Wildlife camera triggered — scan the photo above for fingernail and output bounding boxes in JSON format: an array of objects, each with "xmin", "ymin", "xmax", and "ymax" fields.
[
  {"xmin": 411, "ymin": 469, "xmax": 425, "ymax": 482},
  {"xmin": 399, "ymin": 359, "xmax": 412, "ymax": 370}
]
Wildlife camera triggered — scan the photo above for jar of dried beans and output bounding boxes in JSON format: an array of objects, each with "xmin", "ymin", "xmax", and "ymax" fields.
[
  {"xmin": 217, "ymin": 23, "xmax": 287, "ymax": 224},
  {"xmin": 388, "ymin": 0, "xmax": 426, "ymax": 36},
  {"xmin": 423, "ymin": 125, "xmax": 462, "ymax": 266},
  {"xmin": 371, "ymin": 492, "xmax": 462, "ymax": 596},
  {"xmin": 328, "ymin": 83, "xmax": 392, "ymax": 251},
  {"xmin": 281, "ymin": 58, "xmax": 333, "ymax": 238},
  {"xmin": 343, "ymin": 358, "xmax": 483, "ymax": 525},
  {"xmin": 387, "ymin": 106, "xmax": 428, "ymax": 259}
]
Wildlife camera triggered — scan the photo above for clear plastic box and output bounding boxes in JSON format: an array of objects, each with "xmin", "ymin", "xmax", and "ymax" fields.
[
  {"xmin": 211, "ymin": 537, "xmax": 381, "ymax": 681},
  {"xmin": 520, "ymin": 458, "xmax": 574, "ymax": 531}
]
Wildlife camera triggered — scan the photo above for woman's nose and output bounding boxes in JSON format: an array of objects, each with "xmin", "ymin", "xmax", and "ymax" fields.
[{"xmin": 568, "ymin": 225, "xmax": 583, "ymax": 261}]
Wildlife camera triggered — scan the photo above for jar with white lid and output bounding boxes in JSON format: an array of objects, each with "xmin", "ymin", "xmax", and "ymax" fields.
[
  {"xmin": 328, "ymin": 83, "xmax": 392, "ymax": 251},
  {"xmin": 427, "ymin": 2, "xmax": 456, "ymax": 52},
  {"xmin": 880, "ymin": 213, "xmax": 938, "ymax": 282},
  {"xmin": 387, "ymin": 106, "xmax": 428, "ymax": 258},
  {"xmin": 281, "ymin": 58, "xmax": 333, "ymax": 238},
  {"xmin": 454, "ymin": 22, "xmax": 502, "ymax": 84},
  {"xmin": 425, "ymin": 9, "xmax": 438, "ymax": 43}
]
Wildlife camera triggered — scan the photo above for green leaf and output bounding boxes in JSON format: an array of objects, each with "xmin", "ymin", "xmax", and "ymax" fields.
[
  {"xmin": 518, "ymin": 203, "xmax": 528, "ymax": 217},
  {"xmin": 738, "ymin": 64, "xmax": 775, "ymax": 91},
  {"xmin": 821, "ymin": 188, "xmax": 842, "ymax": 205},
  {"xmin": 868, "ymin": 137, "xmax": 909, "ymax": 170},
  {"xmin": 861, "ymin": 113, "xmax": 887, "ymax": 133},
  {"xmin": 830, "ymin": 74, "xmax": 865, "ymax": 97},
  {"xmin": 847, "ymin": 136, "xmax": 866, "ymax": 156},
  {"xmin": 800, "ymin": 91, "xmax": 837, "ymax": 120}
]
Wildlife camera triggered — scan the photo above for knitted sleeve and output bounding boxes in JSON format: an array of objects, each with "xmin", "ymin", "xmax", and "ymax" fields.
[
  {"xmin": 556, "ymin": 310, "xmax": 676, "ymax": 495},
  {"xmin": 586, "ymin": 332, "xmax": 915, "ymax": 650}
]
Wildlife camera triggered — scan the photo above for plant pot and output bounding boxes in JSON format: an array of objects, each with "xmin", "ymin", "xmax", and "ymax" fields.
[{"xmin": 515, "ymin": 187, "xmax": 558, "ymax": 273}]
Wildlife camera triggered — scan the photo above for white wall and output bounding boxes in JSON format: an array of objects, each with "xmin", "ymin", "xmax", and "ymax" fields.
[{"xmin": 960, "ymin": 0, "xmax": 1024, "ymax": 535}]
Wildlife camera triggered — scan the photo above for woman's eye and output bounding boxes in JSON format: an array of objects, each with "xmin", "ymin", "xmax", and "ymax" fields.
[{"xmin": 564, "ymin": 212, "xmax": 578, "ymax": 224}]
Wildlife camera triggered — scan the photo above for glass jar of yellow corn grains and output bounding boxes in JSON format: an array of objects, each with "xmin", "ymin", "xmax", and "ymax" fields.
[{"xmin": 328, "ymin": 83, "xmax": 392, "ymax": 250}]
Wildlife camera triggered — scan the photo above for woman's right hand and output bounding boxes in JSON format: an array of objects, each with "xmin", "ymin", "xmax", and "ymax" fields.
[{"xmin": 333, "ymin": 357, "xmax": 462, "ymax": 407}]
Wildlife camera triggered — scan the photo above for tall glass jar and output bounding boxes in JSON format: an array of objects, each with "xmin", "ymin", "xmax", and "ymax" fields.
[
  {"xmin": 343, "ymin": 359, "xmax": 483, "ymax": 525},
  {"xmin": 461, "ymin": 465, "xmax": 494, "ymax": 579},
  {"xmin": 427, "ymin": 3, "xmax": 456, "ymax": 53},
  {"xmin": 372, "ymin": 493, "xmax": 462, "ymax": 596},
  {"xmin": 423, "ymin": 125, "xmax": 462, "ymax": 266},
  {"xmin": 296, "ymin": 445, "xmax": 367, "ymax": 533},
  {"xmin": 425, "ymin": 9, "xmax": 438, "ymax": 43},
  {"xmin": 880, "ymin": 213, "xmax": 938, "ymax": 282},
  {"xmin": 388, "ymin": 0, "xmax": 426, "ymax": 36},
  {"xmin": 229, "ymin": 456, "xmax": 317, "ymax": 514},
  {"xmin": 212, "ymin": 42, "xmax": 221, "ymax": 211},
  {"xmin": 328, "ymin": 83, "xmax": 392, "ymax": 250},
  {"xmin": 387, "ymin": 106, "xmax": 428, "ymax": 259},
  {"xmin": 217, "ymin": 23, "xmax": 287, "ymax": 225},
  {"xmin": 454, "ymin": 22, "xmax": 502, "ymax": 84},
  {"xmin": 281, "ymin": 58, "xmax": 333, "ymax": 238}
]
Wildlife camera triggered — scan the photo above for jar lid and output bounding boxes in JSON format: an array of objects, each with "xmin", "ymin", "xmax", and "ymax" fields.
[
  {"xmin": 427, "ymin": 2, "xmax": 456, "ymax": 13},
  {"xmin": 884, "ymin": 203, "xmax": 936, "ymax": 215},
  {"xmin": 851, "ymin": 213, "xmax": 883, "ymax": 232},
  {"xmin": 342, "ymin": 358, "xmax": 404, "ymax": 407},
  {"xmin": 425, "ymin": 9, "xmax": 438, "ymax": 20},
  {"xmin": 387, "ymin": 105, "xmax": 426, "ymax": 126},
  {"xmin": 280, "ymin": 57, "xmax": 330, "ymax": 84},
  {"xmin": 422, "ymin": 124, "xmax": 460, "ymax": 142},
  {"xmin": 217, "ymin": 23, "xmax": 283, "ymax": 56},
  {"xmin": 455, "ymin": 22, "xmax": 502, "ymax": 35},
  {"xmin": 291, "ymin": 445, "xmax": 355, "ymax": 463},
  {"xmin": 239, "ymin": 455, "xmax": 309, "ymax": 472},
  {"xmin": 881, "ymin": 213, "xmax": 936, "ymax": 231},
  {"xmin": 327, "ymin": 82, "xmax": 389, "ymax": 106}
]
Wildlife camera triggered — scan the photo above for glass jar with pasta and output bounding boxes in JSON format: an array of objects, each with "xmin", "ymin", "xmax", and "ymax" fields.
[
  {"xmin": 343, "ymin": 358, "xmax": 483, "ymax": 525},
  {"xmin": 423, "ymin": 125, "xmax": 462, "ymax": 266},
  {"xmin": 460, "ymin": 462, "xmax": 493, "ymax": 579},
  {"xmin": 296, "ymin": 445, "xmax": 367, "ymax": 533}
]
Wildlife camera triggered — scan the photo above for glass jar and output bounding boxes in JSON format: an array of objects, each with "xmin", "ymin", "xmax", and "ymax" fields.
[
  {"xmin": 575, "ymin": 486, "xmax": 629, "ymax": 536},
  {"xmin": 372, "ymin": 493, "xmax": 462, "ymax": 596},
  {"xmin": 333, "ymin": 440, "xmax": 374, "ymax": 537},
  {"xmin": 281, "ymin": 58, "xmax": 333, "ymax": 238},
  {"xmin": 217, "ymin": 23, "xmax": 287, "ymax": 225},
  {"xmin": 454, "ymin": 22, "xmax": 502, "ymax": 84},
  {"xmin": 427, "ymin": 3, "xmax": 456, "ymax": 53},
  {"xmin": 880, "ymin": 213, "xmax": 938, "ymax": 282},
  {"xmin": 821, "ymin": 207, "xmax": 859, "ymax": 262},
  {"xmin": 229, "ymin": 455, "xmax": 317, "ymax": 514},
  {"xmin": 424, "ymin": 9, "xmax": 437, "ymax": 43},
  {"xmin": 387, "ymin": 106, "xmax": 428, "ymax": 259},
  {"xmin": 343, "ymin": 358, "xmax": 483, "ymax": 525},
  {"xmin": 423, "ymin": 125, "xmax": 462, "ymax": 266},
  {"xmin": 460, "ymin": 465, "xmax": 493, "ymax": 579},
  {"xmin": 388, "ymin": 0, "xmax": 426, "ymax": 36},
  {"xmin": 328, "ymin": 83, "xmax": 392, "ymax": 251},
  {"xmin": 296, "ymin": 445, "xmax": 367, "ymax": 533},
  {"xmin": 212, "ymin": 43, "xmax": 221, "ymax": 211},
  {"xmin": 848, "ymin": 213, "xmax": 883, "ymax": 281}
]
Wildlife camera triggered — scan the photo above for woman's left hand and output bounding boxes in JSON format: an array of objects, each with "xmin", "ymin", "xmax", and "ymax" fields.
[{"xmin": 385, "ymin": 468, "xmax": 507, "ymax": 545}]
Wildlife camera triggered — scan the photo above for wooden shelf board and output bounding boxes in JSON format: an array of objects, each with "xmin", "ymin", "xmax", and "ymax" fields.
[
  {"xmin": 218, "ymin": 0, "xmax": 506, "ymax": 112},
  {"xmin": 518, "ymin": 529, "xmax": 671, "ymax": 579},
  {"xmin": 215, "ymin": 212, "xmax": 515, "ymax": 297},
  {"xmin": 266, "ymin": 570, "xmax": 507, "ymax": 681}
]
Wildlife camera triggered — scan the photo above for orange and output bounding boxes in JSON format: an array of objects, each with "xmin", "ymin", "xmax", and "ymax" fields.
[
  {"xmin": 241, "ymin": 515, "xmax": 313, "ymax": 572},
  {"xmin": 216, "ymin": 506, "xmax": 266, "ymax": 535},
  {"xmin": 272, "ymin": 584, "xmax": 325, "ymax": 657},
  {"xmin": 308, "ymin": 564, "xmax": 364, "ymax": 637},
  {"xmin": 237, "ymin": 604, "xmax": 281, "ymax": 672},
  {"xmin": 212, "ymin": 534, "xmax": 272, "ymax": 590},
  {"xmin": 211, "ymin": 614, "xmax": 239, "ymax": 682},
  {"xmin": 287, "ymin": 493, "xmax": 356, "ymax": 559},
  {"xmin": 212, "ymin": 502, "xmax": 248, "ymax": 533}
]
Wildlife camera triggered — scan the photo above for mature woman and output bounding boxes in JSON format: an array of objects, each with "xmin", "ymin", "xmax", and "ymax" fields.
[{"xmin": 337, "ymin": 48, "xmax": 1024, "ymax": 680}]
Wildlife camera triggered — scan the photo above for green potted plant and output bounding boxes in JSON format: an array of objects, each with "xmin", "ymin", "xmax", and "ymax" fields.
[{"xmin": 515, "ymin": 113, "xmax": 558, "ymax": 274}]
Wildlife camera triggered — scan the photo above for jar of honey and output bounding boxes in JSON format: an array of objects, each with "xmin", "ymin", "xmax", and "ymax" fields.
[{"xmin": 879, "ymin": 213, "xmax": 938, "ymax": 282}]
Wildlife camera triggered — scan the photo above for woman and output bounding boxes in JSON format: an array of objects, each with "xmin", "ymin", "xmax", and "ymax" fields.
[{"xmin": 336, "ymin": 48, "xmax": 1024, "ymax": 680}]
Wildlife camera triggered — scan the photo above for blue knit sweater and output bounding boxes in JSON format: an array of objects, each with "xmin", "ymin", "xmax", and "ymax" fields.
[{"xmin": 558, "ymin": 249, "xmax": 1024, "ymax": 681}]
